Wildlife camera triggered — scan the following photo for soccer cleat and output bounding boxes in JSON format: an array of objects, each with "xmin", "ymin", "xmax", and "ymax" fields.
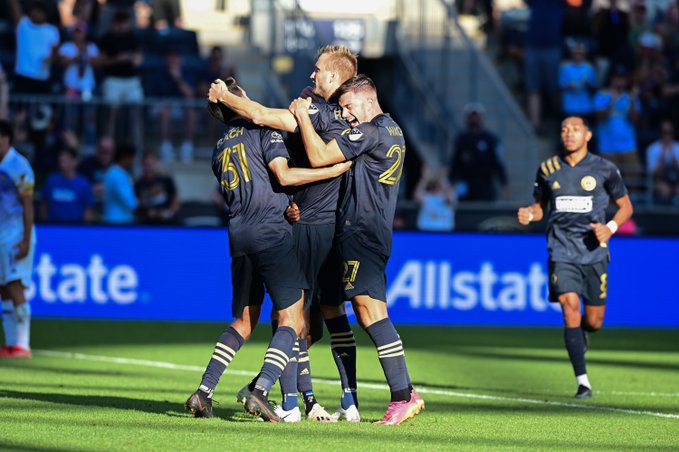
[
  {"xmin": 273, "ymin": 405, "xmax": 302, "ymax": 423},
  {"xmin": 306, "ymin": 403, "xmax": 337, "ymax": 422},
  {"xmin": 236, "ymin": 382, "xmax": 252, "ymax": 405},
  {"xmin": 185, "ymin": 391, "xmax": 214, "ymax": 418},
  {"xmin": 410, "ymin": 388, "xmax": 425, "ymax": 412},
  {"xmin": 0, "ymin": 346, "xmax": 14, "ymax": 358},
  {"xmin": 244, "ymin": 393, "xmax": 281, "ymax": 423},
  {"xmin": 8, "ymin": 346, "xmax": 31, "ymax": 359},
  {"xmin": 332, "ymin": 404, "xmax": 361, "ymax": 422},
  {"xmin": 575, "ymin": 385, "xmax": 593, "ymax": 399},
  {"xmin": 373, "ymin": 399, "xmax": 421, "ymax": 426}
]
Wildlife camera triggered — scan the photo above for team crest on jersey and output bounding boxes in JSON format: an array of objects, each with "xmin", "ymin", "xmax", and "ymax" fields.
[
  {"xmin": 580, "ymin": 175, "xmax": 596, "ymax": 191},
  {"xmin": 308, "ymin": 104, "xmax": 319, "ymax": 115},
  {"xmin": 348, "ymin": 128, "xmax": 363, "ymax": 141}
]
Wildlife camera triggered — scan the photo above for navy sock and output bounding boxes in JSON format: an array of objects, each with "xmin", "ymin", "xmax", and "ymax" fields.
[
  {"xmin": 255, "ymin": 326, "xmax": 297, "ymax": 393},
  {"xmin": 279, "ymin": 340, "xmax": 300, "ymax": 411},
  {"xmin": 325, "ymin": 314, "xmax": 358, "ymax": 408},
  {"xmin": 366, "ymin": 318, "xmax": 410, "ymax": 402},
  {"xmin": 564, "ymin": 327, "xmax": 587, "ymax": 376},
  {"xmin": 296, "ymin": 338, "xmax": 313, "ymax": 394},
  {"xmin": 199, "ymin": 327, "xmax": 244, "ymax": 396}
]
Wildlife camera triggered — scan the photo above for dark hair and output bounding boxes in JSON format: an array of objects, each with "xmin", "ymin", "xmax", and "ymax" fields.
[
  {"xmin": 29, "ymin": 0, "xmax": 47, "ymax": 14},
  {"xmin": 225, "ymin": 77, "xmax": 245, "ymax": 97},
  {"xmin": 115, "ymin": 144, "xmax": 136, "ymax": 162},
  {"xmin": 562, "ymin": 115, "xmax": 590, "ymax": 131},
  {"xmin": 335, "ymin": 74, "xmax": 376, "ymax": 98},
  {"xmin": 0, "ymin": 120, "xmax": 13, "ymax": 144},
  {"xmin": 59, "ymin": 147, "xmax": 78, "ymax": 159}
]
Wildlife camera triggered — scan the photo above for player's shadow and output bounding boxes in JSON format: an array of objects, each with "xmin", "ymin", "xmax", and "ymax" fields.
[{"xmin": 0, "ymin": 389, "xmax": 241, "ymax": 421}]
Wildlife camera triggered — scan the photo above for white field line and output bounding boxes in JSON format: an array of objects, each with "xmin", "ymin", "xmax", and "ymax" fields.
[{"xmin": 33, "ymin": 350, "xmax": 679, "ymax": 421}]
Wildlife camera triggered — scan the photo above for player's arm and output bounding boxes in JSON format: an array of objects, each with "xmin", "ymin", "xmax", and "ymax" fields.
[
  {"xmin": 15, "ymin": 186, "xmax": 34, "ymax": 260},
  {"xmin": 289, "ymin": 98, "xmax": 346, "ymax": 167},
  {"xmin": 517, "ymin": 202, "xmax": 545, "ymax": 225},
  {"xmin": 209, "ymin": 80, "xmax": 298, "ymax": 132},
  {"xmin": 590, "ymin": 194, "xmax": 633, "ymax": 243},
  {"xmin": 268, "ymin": 157, "xmax": 351, "ymax": 187}
]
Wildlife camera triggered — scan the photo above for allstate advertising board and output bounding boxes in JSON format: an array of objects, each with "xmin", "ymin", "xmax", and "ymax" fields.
[{"xmin": 29, "ymin": 226, "xmax": 678, "ymax": 327}]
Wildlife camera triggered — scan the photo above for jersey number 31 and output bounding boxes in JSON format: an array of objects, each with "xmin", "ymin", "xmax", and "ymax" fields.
[{"xmin": 219, "ymin": 142, "xmax": 252, "ymax": 190}]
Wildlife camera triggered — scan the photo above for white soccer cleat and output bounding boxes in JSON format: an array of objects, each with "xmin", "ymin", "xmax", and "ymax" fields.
[
  {"xmin": 331, "ymin": 404, "xmax": 360, "ymax": 422},
  {"xmin": 307, "ymin": 403, "xmax": 337, "ymax": 422},
  {"xmin": 274, "ymin": 405, "xmax": 302, "ymax": 422}
]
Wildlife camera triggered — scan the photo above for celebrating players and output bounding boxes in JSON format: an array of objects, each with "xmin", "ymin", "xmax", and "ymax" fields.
[
  {"xmin": 185, "ymin": 79, "xmax": 350, "ymax": 422},
  {"xmin": 517, "ymin": 116, "xmax": 633, "ymax": 398}
]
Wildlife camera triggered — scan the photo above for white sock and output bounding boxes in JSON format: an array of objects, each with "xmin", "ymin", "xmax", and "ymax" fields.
[
  {"xmin": 576, "ymin": 374, "xmax": 591, "ymax": 389},
  {"xmin": 15, "ymin": 303, "xmax": 31, "ymax": 350},
  {"xmin": 1, "ymin": 301, "xmax": 17, "ymax": 346}
]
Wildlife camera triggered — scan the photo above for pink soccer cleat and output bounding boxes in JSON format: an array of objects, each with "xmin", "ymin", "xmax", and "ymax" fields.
[
  {"xmin": 373, "ymin": 398, "xmax": 422, "ymax": 426},
  {"xmin": 9, "ymin": 346, "xmax": 32, "ymax": 359},
  {"xmin": 410, "ymin": 388, "xmax": 425, "ymax": 412},
  {"xmin": 0, "ymin": 346, "xmax": 14, "ymax": 358}
]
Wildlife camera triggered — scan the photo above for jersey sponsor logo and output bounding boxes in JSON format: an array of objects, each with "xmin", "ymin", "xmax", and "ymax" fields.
[
  {"xmin": 555, "ymin": 196, "xmax": 593, "ymax": 213},
  {"xmin": 580, "ymin": 175, "xmax": 596, "ymax": 191},
  {"xmin": 348, "ymin": 128, "xmax": 363, "ymax": 141},
  {"xmin": 552, "ymin": 181, "xmax": 561, "ymax": 190},
  {"xmin": 308, "ymin": 104, "xmax": 319, "ymax": 115}
]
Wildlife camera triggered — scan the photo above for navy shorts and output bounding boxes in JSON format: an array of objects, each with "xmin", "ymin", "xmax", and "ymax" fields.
[
  {"xmin": 231, "ymin": 240, "xmax": 308, "ymax": 318},
  {"xmin": 336, "ymin": 238, "xmax": 388, "ymax": 302},
  {"xmin": 548, "ymin": 260, "xmax": 609, "ymax": 306},
  {"xmin": 292, "ymin": 222, "xmax": 335, "ymax": 310}
]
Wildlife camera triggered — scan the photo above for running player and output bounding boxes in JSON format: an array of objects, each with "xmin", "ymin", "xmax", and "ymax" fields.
[
  {"xmin": 185, "ymin": 79, "xmax": 350, "ymax": 422},
  {"xmin": 517, "ymin": 116, "xmax": 633, "ymax": 398},
  {"xmin": 0, "ymin": 120, "xmax": 36, "ymax": 359},
  {"xmin": 288, "ymin": 75, "xmax": 424, "ymax": 425},
  {"xmin": 211, "ymin": 45, "xmax": 362, "ymax": 422}
]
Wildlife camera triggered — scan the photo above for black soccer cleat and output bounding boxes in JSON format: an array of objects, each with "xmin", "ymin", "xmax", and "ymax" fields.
[
  {"xmin": 185, "ymin": 391, "xmax": 214, "ymax": 418},
  {"xmin": 574, "ymin": 385, "xmax": 593, "ymax": 399},
  {"xmin": 244, "ymin": 392, "xmax": 281, "ymax": 423}
]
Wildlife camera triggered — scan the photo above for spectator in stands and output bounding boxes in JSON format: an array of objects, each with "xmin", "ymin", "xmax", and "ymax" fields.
[
  {"xmin": 79, "ymin": 135, "xmax": 115, "ymax": 214},
  {"xmin": 628, "ymin": 0, "xmax": 652, "ymax": 49},
  {"xmin": 415, "ymin": 166, "xmax": 456, "ymax": 232},
  {"xmin": 134, "ymin": 151, "xmax": 180, "ymax": 224},
  {"xmin": 102, "ymin": 143, "xmax": 137, "ymax": 224},
  {"xmin": 9, "ymin": 0, "xmax": 60, "ymax": 94},
  {"xmin": 593, "ymin": 0, "xmax": 632, "ymax": 81},
  {"xmin": 41, "ymin": 147, "xmax": 94, "ymax": 223},
  {"xmin": 97, "ymin": 0, "xmax": 136, "ymax": 36},
  {"xmin": 449, "ymin": 103, "xmax": 509, "ymax": 201},
  {"xmin": 646, "ymin": 120, "xmax": 679, "ymax": 205},
  {"xmin": 98, "ymin": 10, "xmax": 143, "ymax": 137},
  {"xmin": 562, "ymin": 0, "xmax": 593, "ymax": 43},
  {"xmin": 593, "ymin": 65, "xmax": 643, "ymax": 189},
  {"xmin": 0, "ymin": 65, "xmax": 8, "ymax": 120},
  {"xmin": 559, "ymin": 40, "xmax": 597, "ymax": 122},
  {"xmin": 152, "ymin": 0, "xmax": 183, "ymax": 31},
  {"xmin": 198, "ymin": 46, "xmax": 237, "ymax": 98},
  {"xmin": 523, "ymin": 0, "xmax": 565, "ymax": 133},
  {"xmin": 636, "ymin": 32, "xmax": 669, "ymax": 136},
  {"xmin": 154, "ymin": 51, "xmax": 196, "ymax": 162},
  {"xmin": 58, "ymin": 21, "xmax": 100, "ymax": 100}
]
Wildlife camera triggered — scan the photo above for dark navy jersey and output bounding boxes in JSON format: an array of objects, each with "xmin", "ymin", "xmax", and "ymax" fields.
[
  {"xmin": 533, "ymin": 152, "xmax": 628, "ymax": 265},
  {"xmin": 286, "ymin": 101, "xmax": 349, "ymax": 225},
  {"xmin": 332, "ymin": 114, "xmax": 405, "ymax": 257},
  {"xmin": 211, "ymin": 119, "xmax": 291, "ymax": 257}
]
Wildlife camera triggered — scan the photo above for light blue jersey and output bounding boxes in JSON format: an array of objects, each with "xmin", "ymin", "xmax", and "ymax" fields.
[{"xmin": 0, "ymin": 147, "xmax": 34, "ymax": 245}]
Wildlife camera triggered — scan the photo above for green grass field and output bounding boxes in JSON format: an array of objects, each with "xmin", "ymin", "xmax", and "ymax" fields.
[{"xmin": 1, "ymin": 319, "xmax": 678, "ymax": 451}]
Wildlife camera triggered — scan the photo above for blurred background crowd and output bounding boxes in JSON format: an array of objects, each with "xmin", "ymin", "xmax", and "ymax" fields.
[{"xmin": 0, "ymin": 0, "xmax": 677, "ymax": 231}]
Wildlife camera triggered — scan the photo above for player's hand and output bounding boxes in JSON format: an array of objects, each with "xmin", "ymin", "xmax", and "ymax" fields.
[
  {"xmin": 208, "ymin": 79, "xmax": 227, "ymax": 103},
  {"xmin": 285, "ymin": 202, "xmax": 301, "ymax": 224},
  {"xmin": 288, "ymin": 97, "xmax": 312, "ymax": 117},
  {"xmin": 331, "ymin": 160, "xmax": 352, "ymax": 176},
  {"xmin": 590, "ymin": 223, "xmax": 613, "ymax": 243},
  {"xmin": 517, "ymin": 207, "xmax": 533, "ymax": 225},
  {"xmin": 14, "ymin": 238, "xmax": 29, "ymax": 260}
]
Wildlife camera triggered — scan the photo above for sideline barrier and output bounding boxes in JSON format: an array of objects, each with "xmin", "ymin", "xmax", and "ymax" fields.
[{"xmin": 29, "ymin": 226, "xmax": 678, "ymax": 327}]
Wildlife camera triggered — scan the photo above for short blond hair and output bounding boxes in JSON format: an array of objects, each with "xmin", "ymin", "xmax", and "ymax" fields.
[{"xmin": 318, "ymin": 45, "xmax": 358, "ymax": 82}]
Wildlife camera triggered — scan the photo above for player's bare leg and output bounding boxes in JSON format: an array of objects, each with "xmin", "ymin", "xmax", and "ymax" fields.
[
  {"xmin": 559, "ymin": 292, "xmax": 592, "ymax": 398},
  {"xmin": 186, "ymin": 305, "xmax": 261, "ymax": 418},
  {"xmin": 352, "ymin": 295, "xmax": 423, "ymax": 425}
]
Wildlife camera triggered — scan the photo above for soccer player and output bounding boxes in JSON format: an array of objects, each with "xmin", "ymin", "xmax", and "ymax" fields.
[
  {"xmin": 517, "ymin": 116, "xmax": 633, "ymax": 398},
  {"xmin": 288, "ymin": 75, "xmax": 424, "ymax": 425},
  {"xmin": 185, "ymin": 79, "xmax": 350, "ymax": 422},
  {"xmin": 0, "ymin": 120, "xmax": 36, "ymax": 359},
  {"xmin": 211, "ymin": 45, "xmax": 362, "ymax": 422}
]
